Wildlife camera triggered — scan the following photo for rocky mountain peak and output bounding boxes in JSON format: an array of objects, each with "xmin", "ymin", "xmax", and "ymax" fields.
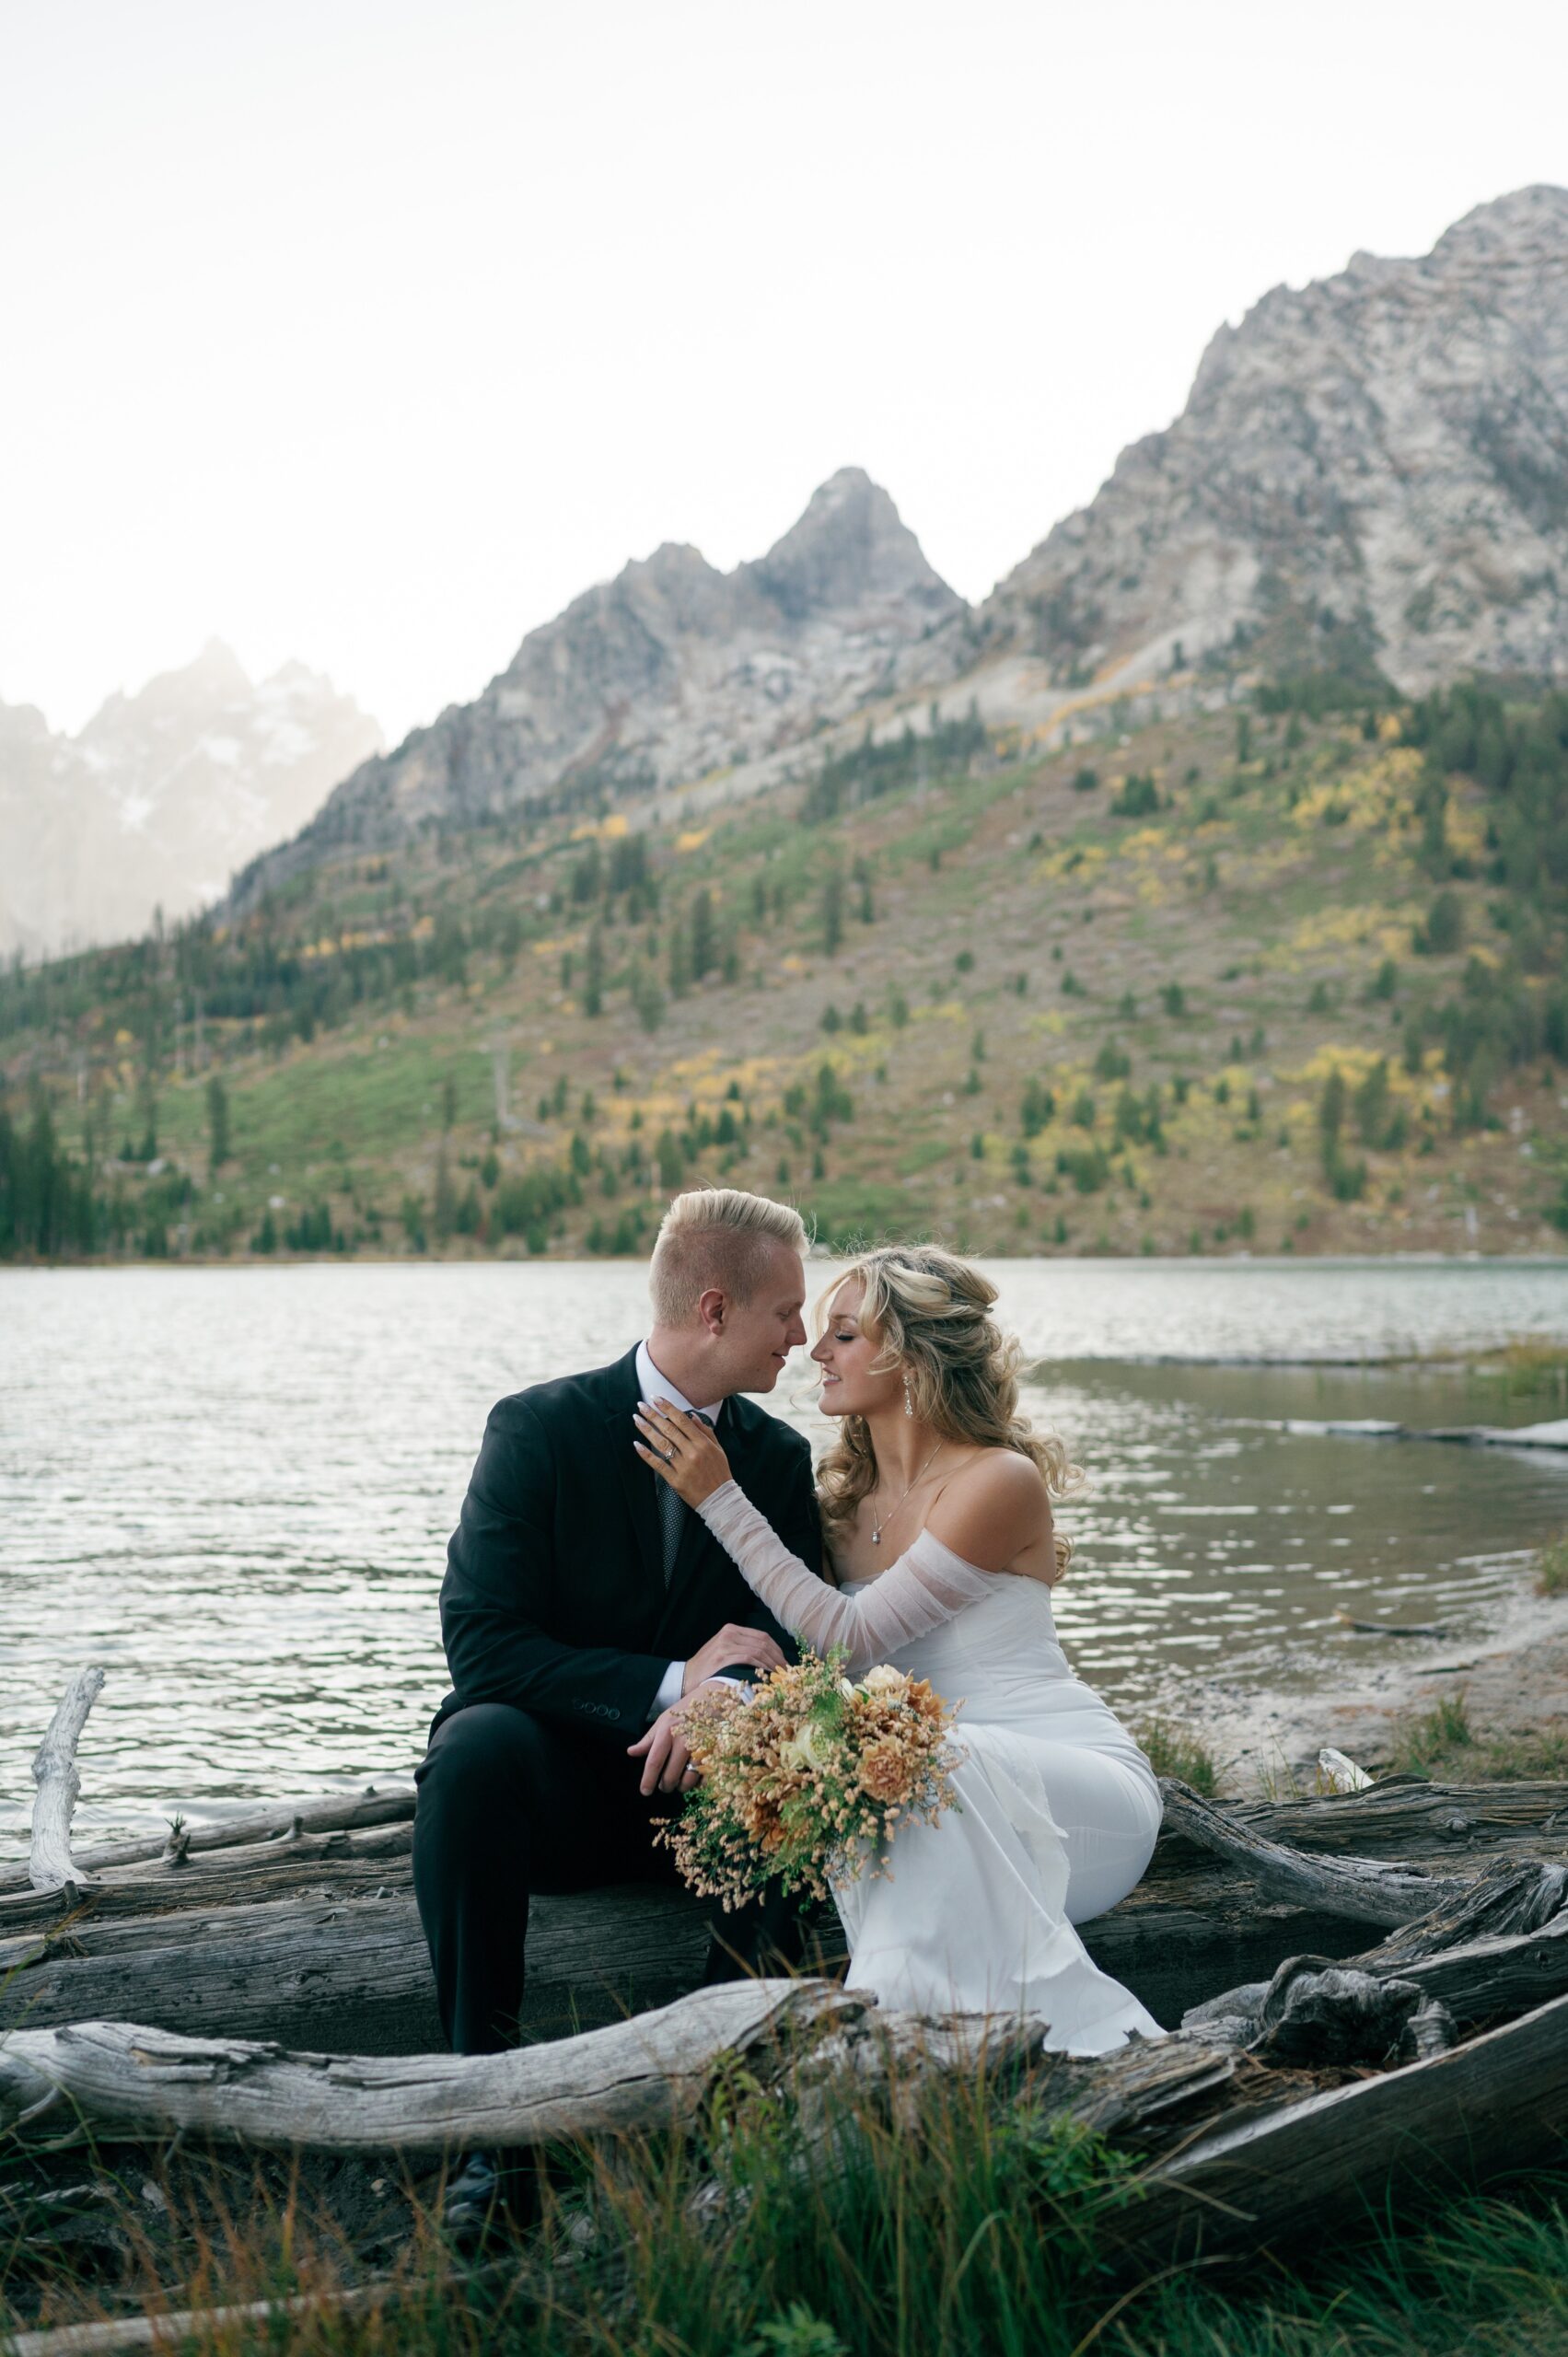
[
  {"xmin": 1429, "ymin": 181, "xmax": 1568, "ymax": 261},
  {"xmin": 747, "ymin": 466, "xmax": 958, "ymax": 625},
  {"xmin": 234, "ymin": 470, "xmax": 963, "ymax": 900},
  {"xmin": 978, "ymin": 184, "xmax": 1568, "ymax": 696}
]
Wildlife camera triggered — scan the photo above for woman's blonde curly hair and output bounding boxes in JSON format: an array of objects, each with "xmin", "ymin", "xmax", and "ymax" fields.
[{"xmin": 814, "ymin": 1244, "xmax": 1083, "ymax": 1575}]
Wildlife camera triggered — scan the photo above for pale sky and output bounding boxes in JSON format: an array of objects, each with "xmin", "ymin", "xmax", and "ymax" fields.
[{"xmin": 5, "ymin": 0, "xmax": 1566, "ymax": 748}]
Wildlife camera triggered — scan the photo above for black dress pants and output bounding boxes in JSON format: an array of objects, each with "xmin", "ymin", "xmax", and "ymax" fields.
[{"xmin": 412, "ymin": 1701, "xmax": 805, "ymax": 2055}]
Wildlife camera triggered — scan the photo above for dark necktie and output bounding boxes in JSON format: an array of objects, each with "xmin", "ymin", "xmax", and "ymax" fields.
[{"xmin": 657, "ymin": 1409, "xmax": 714, "ymax": 1585}]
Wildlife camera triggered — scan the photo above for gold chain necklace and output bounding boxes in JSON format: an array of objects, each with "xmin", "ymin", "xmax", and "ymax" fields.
[{"xmin": 870, "ymin": 1442, "xmax": 945, "ymax": 1547}]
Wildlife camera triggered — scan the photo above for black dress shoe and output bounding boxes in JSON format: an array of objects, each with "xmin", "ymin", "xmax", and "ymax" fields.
[{"xmin": 442, "ymin": 2150, "xmax": 509, "ymax": 2252}]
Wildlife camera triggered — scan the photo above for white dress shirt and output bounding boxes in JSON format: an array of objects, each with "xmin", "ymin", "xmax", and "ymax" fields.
[{"xmin": 635, "ymin": 1339, "xmax": 726, "ymax": 1721}]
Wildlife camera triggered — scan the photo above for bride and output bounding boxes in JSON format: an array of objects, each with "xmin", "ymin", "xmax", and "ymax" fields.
[{"xmin": 632, "ymin": 1244, "xmax": 1164, "ymax": 2056}]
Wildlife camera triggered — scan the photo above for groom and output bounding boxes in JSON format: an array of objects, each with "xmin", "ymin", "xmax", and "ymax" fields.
[{"xmin": 412, "ymin": 1185, "xmax": 819, "ymax": 2112}]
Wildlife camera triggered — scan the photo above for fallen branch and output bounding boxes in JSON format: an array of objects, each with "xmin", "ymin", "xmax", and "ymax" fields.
[
  {"xmin": 0, "ymin": 1823, "xmax": 415, "ymax": 1937},
  {"xmin": 0, "ymin": 2275, "xmax": 404, "ymax": 2357},
  {"xmin": 1185, "ymin": 1857, "xmax": 1568, "ymax": 2043},
  {"xmin": 0, "ymin": 1786, "xmax": 416, "ymax": 1899},
  {"xmin": 29, "ymin": 1672, "xmax": 106, "ymax": 1898}
]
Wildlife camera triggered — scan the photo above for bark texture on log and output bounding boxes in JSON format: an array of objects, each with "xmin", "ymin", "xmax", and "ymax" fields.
[
  {"xmin": 0, "ymin": 1883, "xmax": 734, "ymax": 2055},
  {"xmin": 1217, "ymin": 1777, "xmax": 1568, "ymax": 1859},
  {"xmin": 29, "ymin": 1673, "xmax": 106, "ymax": 1898},
  {"xmin": 1109, "ymin": 1990, "xmax": 1568, "ymax": 2271},
  {"xmin": 0, "ymin": 1980, "xmax": 862, "ymax": 2154},
  {"xmin": 1157, "ymin": 1779, "xmax": 1464, "ymax": 1926}
]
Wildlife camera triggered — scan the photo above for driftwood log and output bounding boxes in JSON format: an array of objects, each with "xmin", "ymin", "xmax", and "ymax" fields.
[
  {"xmin": 28, "ymin": 1671, "xmax": 106, "ymax": 1898},
  {"xmin": 5, "ymin": 1678, "xmax": 1568, "ymax": 2053},
  {"xmin": 0, "ymin": 1980, "xmax": 863, "ymax": 2154},
  {"xmin": 5, "ymin": 1666, "xmax": 1567, "ymax": 2052},
  {"xmin": 6, "ymin": 1675, "xmax": 1568, "ymax": 2350},
  {"xmin": 0, "ymin": 2281, "xmax": 407, "ymax": 2357}
]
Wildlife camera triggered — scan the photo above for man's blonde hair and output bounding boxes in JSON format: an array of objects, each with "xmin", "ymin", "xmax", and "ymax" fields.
[{"xmin": 649, "ymin": 1188, "xmax": 808, "ymax": 1326}]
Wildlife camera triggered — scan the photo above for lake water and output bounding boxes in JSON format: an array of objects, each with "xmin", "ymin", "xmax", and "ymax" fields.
[{"xmin": 3, "ymin": 1258, "xmax": 1566, "ymax": 1859}]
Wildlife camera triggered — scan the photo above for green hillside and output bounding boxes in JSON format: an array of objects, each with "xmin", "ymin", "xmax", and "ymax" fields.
[{"xmin": 4, "ymin": 680, "xmax": 1567, "ymax": 1263}]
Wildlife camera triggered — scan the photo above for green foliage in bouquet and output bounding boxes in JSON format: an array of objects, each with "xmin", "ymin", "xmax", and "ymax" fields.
[{"xmin": 657, "ymin": 1650, "xmax": 960, "ymax": 1910}]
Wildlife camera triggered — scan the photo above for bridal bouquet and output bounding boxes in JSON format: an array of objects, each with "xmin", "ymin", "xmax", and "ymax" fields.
[{"xmin": 656, "ymin": 1651, "xmax": 961, "ymax": 1910}]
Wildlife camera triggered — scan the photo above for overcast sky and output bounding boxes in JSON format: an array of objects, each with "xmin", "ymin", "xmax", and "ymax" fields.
[{"xmin": 5, "ymin": 0, "xmax": 1566, "ymax": 747}]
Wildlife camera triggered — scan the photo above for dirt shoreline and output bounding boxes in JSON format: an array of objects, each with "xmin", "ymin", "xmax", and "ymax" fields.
[{"xmin": 1178, "ymin": 1570, "xmax": 1568, "ymax": 1794}]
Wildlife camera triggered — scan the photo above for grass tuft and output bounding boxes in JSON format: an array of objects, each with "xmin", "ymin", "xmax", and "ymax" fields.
[
  {"xmin": 1133, "ymin": 1715, "xmax": 1222, "ymax": 1796},
  {"xmin": 1538, "ymin": 1531, "xmax": 1568, "ymax": 1598},
  {"xmin": 1387, "ymin": 1688, "xmax": 1568, "ymax": 1782}
]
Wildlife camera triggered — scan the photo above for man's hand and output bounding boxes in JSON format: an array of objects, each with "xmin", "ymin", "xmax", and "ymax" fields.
[
  {"xmin": 681, "ymin": 1622, "xmax": 784, "ymax": 1695},
  {"xmin": 627, "ymin": 1693, "xmax": 710, "ymax": 1796}
]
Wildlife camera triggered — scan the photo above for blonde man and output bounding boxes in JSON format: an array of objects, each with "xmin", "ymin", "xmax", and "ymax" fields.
[{"xmin": 413, "ymin": 1190, "xmax": 819, "ymax": 2239}]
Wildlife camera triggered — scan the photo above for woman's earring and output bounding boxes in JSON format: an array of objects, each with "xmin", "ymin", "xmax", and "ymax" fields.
[{"xmin": 902, "ymin": 1372, "xmax": 914, "ymax": 1417}]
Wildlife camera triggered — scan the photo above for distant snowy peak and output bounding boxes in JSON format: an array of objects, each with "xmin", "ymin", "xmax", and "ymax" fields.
[{"xmin": 0, "ymin": 648, "xmax": 382, "ymax": 959}]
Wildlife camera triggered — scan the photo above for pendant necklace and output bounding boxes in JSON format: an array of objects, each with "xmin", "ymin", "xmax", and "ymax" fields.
[{"xmin": 870, "ymin": 1442, "xmax": 945, "ymax": 1546}]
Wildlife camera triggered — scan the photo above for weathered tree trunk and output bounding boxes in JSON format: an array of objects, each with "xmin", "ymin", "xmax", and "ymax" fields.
[
  {"xmin": 1186, "ymin": 1864, "xmax": 1568, "ymax": 2043},
  {"xmin": 0, "ymin": 1980, "xmax": 862, "ymax": 2153},
  {"xmin": 29, "ymin": 1671, "xmax": 106, "ymax": 1897}
]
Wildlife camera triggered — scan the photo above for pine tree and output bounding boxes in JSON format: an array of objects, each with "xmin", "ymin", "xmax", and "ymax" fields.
[{"xmin": 206, "ymin": 1075, "xmax": 230, "ymax": 1176}]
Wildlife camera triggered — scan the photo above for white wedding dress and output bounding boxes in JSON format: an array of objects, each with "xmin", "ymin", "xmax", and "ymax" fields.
[{"xmin": 697, "ymin": 1480, "xmax": 1165, "ymax": 2056}]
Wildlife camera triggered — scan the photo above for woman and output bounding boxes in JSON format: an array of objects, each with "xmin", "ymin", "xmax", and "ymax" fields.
[{"xmin": 632, "ymin": 1244, "xmax": 1164, "ymax": 2056}]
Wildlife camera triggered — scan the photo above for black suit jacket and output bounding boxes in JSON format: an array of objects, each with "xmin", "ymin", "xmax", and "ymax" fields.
[{"xmin": 434, "ymin": 1344, "xmax": 819, "ymax": 1745}]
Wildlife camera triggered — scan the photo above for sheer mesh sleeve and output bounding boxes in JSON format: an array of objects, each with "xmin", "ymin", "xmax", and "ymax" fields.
[{"xmin": 694, "ymin": 1480, "xmax": 996, "ymax": 1677}]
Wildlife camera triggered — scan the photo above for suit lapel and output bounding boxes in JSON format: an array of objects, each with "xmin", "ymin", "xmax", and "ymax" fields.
[{"xmin": 602, "ymin": 1347, "xmax": 665, "ymax": 1596}]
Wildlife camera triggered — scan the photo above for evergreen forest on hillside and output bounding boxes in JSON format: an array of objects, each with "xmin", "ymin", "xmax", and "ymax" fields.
[{"xmin": 4, "ymin": 679, "xmax": 1567, "ymax": 1264}]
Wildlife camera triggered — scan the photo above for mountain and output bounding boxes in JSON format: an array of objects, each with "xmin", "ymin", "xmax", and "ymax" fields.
[
  {"xmin": 976, "ymin": 185, "xmax": 1568, "ymax": 697},
  {"xmin": 0, "ymin": 644, "xmax": 383, "ymax": 958},
  {"xmin": 230, "ymin": 469, "xmax": 963, "ymax": 904}
]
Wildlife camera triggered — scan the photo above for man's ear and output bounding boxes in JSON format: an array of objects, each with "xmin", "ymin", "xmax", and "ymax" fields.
[{"xmin": 696, "ymin": 1285, "xmax": 727, "ymax": 1339}]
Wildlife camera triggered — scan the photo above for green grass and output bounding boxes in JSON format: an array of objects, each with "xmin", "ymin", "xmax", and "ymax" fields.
[
  {"xmin": 1388, "ymin": 1688, "xmax": 1568, "ymax": 1781},
  {"xmin": 1539, "ymin": 1531, "xmax": 1568, "ymax": 1598},
  {"xmin": 1468, "ymin": 1341, "xmax": 1568, "ymax": 1407},
  {"xmin": 6, "ymin": 2064, "xmax": 1568, "ymax": 2355},
  {"xmin": 1132, "ymin": 1715, "xmax": 1222, "ymax": 1796}
]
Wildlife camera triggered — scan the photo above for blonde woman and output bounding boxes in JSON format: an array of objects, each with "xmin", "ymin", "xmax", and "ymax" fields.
[{"xmin": 633, "ymin": 1243, "xmax": 1164, "ymax": 2055}]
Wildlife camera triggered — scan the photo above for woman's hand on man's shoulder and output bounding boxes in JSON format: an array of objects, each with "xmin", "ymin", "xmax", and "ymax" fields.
[{"xmin": 924, "ymin": 1450, "xmax": 1050, "ymax": 1574}]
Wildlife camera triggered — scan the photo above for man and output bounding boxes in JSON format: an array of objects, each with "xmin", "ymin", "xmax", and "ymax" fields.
[{"xmin": 412, "ymin": 1186, "xmax": 819, "ymax": 2238}]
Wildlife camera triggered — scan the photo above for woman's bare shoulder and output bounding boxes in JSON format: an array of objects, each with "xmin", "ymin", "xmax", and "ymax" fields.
[{"xmin": 924, "ymin": 1449, "xmax": 1051, "ymax": 1573}]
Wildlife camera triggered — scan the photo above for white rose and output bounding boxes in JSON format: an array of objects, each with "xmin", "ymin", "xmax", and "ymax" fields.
[
  {"xmin": 838, "ymin": 1678, "xmax": 857, "ymax": 1700},
  {"xmin": 861, "ymin": 1666, "xmax": 910, "ymax": 1695},
  {"xmin": 778, "ymin": 1719, "xmax": 830, "ymax": 1772}
]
